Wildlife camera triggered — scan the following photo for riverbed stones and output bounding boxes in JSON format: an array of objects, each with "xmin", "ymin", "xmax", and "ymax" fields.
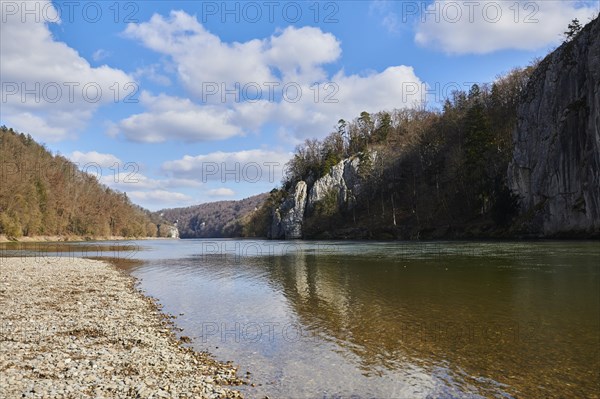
[{"xmin": 0, "ymin": 257, "xmax": 243, "ymax": 398}]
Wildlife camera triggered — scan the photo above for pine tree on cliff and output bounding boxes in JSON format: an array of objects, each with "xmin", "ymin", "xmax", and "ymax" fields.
[{"xmin": 564, "ymin": 19, "xmax": 582, "ymax": 42}]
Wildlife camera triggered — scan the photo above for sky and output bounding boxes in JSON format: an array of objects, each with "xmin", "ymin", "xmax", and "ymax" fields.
[{"xmin": 1, "ymin": 0, "xmax": 598, "ymax": 211}]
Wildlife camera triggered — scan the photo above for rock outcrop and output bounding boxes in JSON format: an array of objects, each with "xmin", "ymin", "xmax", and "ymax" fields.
[
  {"xmin": 167, "ymin": 225, "xmax": 180, "ymax": 239},
  {"xmin": 269, "ymin": 181, "xmax": 307, "ymax": 239},
  {"xmin": 307, "ymin": 156, "xmax": 363, "ymax": 212},
  {"xmin": 508, "ymin": 16, "xmax": 600, "ymax": 236},
  {"xmin": 269, "ymin": 154, "xmax": 370, "ymax": 239}
]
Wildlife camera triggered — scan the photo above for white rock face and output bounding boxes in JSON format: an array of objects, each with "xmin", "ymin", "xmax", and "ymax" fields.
[
  {"xmin": 269, "ymin": 181, "xmax": 307, "ymax": 239},
  {"xmin": 307, "ymin": 156, "xmax": 362, "ymax": 212},
  {"xmin": 270, "ymin": 153, "xmax": 374, "ymax": 239},
  {"xmin": 281, "ymin": 181, "xmax": 307, "ymax": 239},
  {"xmin": 167, "ymin": 226, "xmax": 180, "ymax": 239}
]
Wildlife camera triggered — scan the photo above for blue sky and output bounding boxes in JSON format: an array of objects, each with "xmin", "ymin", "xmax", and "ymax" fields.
[{"xmin": 1, "ymin": 0, "xmax": 598, "ymax": 210}]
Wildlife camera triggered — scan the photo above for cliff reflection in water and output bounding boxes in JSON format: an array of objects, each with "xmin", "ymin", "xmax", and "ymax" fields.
[
  {"xmin": 255, "ymin": 244, "xmax": 599, "ymax": 398},
  {"xmin": 116, "ymin": 240, "xmax": 599, "ymax": 398}
]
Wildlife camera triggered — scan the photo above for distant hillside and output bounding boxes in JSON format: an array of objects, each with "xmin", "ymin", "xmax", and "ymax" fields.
[
  {"xmin": 0, "ymin": 126, "xmax": 171, "ymax": 239},
  {"xmin": 158, "ymin": 193, "xmax": 268, "ymax": 238}
]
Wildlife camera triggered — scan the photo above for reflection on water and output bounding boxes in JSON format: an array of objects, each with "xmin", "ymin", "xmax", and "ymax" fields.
[
  {"xmin": 0, "ymin": 240, "xmax": 142, "ymax": 260},
  {"xmin": 2, "ymin": 240, "xmax": 599, "ymax": 398}
]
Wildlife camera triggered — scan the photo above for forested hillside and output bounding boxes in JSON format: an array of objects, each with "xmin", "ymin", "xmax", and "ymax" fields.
[
  {"xmin": 249, "ymin": 63, "xmax": 536, "ymax": 239},
  {"xmin": 158, "ymin": 193, "xmax": 268, "ymax": 238},
  {"xmin": 0, "ymin": 127, "xmax": 170, "ymax": 239},
  {"xmin": 251, "ymin": 17, "xmax": 600, "ymax": 240}
]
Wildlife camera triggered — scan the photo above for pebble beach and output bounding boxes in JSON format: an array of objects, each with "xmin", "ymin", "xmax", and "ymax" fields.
[{"xmin": 0, "ymin": 257, "xmax": 244, "ymax": 398}]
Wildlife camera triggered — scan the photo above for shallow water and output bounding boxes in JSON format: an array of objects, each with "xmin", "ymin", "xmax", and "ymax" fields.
[{"xmin": 2, "ymin": 239, "xmax": 599, "ymax": 398}]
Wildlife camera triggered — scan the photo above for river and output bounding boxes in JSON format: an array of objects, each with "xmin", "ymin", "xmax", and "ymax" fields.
[{"xmin": 2, "ymin": 239, "xmax": 599, "ymax": 398}]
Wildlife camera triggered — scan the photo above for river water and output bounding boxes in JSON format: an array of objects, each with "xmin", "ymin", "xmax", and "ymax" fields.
[{"xmin": 2, "ymin": 239, "xmax": 599, "ymax": 398}]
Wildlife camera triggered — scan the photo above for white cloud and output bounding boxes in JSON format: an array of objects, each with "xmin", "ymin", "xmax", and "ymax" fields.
[
  {"xmin": 104, "ymin": 121, "xmax": 120, "ymax": 138},
  {"xmin": 133, "ymin": 64, "xmax": 172, "ymax": 86},
  {"xmin": 162, "ymin": 149, "xmax": 292, "ymax": 184},
  {"xmin": 124, "ymin": 11, "xmax": 275, "ymax": 96},
  {"xmin": 92, "ymin": 49, "xmax": 110, "ymax": 62},
  {"xmin": 230, "ymin": 100, "xmax": 278, "ymax": 131},
  {"xmin": 114, "ymin": 92, "xmax": 280, "ymax": 143},
  {"xmin": 120, "ymin": 11, "xmax": 425, "ymax": 143},
  {"xmin": 265, "ymin": 26, "xmax": 341, "ymax": 83},
  {"xmin": 3, "ymin": 112, "xmax": 70, "ymax": 142},
  {"xmin": 127, "ymin": 190, "xmax": 194, "ymax": 207},
  {"xmin": 117, "ymin": 92, "xmax": 242, "ymax": 143},
  {"xmin": 382, "ymin": 14, "xmax": 401, "ymax": 34},
  {"xmin": 369, "ymin": 0, "xmax": 401, "ymax": 34},
  {"xmin": 271, "ymin": 66, "xmax": 425, "ymax": 140},
  {"xmin": 70, "ymin": 151, "xmax": 122, "ymax": 168},
  {"xmin": 124, "ymin": 13, "xmax": 341, "ymax": 89},
  {"xmin": 166, "ymin": 178, "xmax": 204, "ymax": 188},
  {"xmin": 415, "ymin": 0, "xmax": 599, "ymax": 54},
  {"xmin": 100, "ymin": 172, "xmax": 159, "ymax": 191},
  {"xmin": 98, "ymin": 172, "xmax": 200, "ymax": 210},
  {"xmin": 208, "ymin": 188, "xmax": 235, "ymax": 197},
  {"xmin": 99, "ymin": 171, "xmax": 203, "ymax": 192},
  {"xmin": 0, "ymin": 0, "xmax": 134, "ymax": 141}
]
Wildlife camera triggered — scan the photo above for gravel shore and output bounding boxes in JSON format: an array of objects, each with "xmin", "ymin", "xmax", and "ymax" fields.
[{"xmin": 0, "ymin": 257, "xmax": 243, "ymax": 398}]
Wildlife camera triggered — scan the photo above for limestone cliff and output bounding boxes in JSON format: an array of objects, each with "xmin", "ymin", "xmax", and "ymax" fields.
[
  {"xmin": 269, "ymin": 155, "xmax": 368, "ymax": 239},
  {"xmin": 269, "ymin": 181, "xmax": 307, "ymax": 239},
  {"xmin": 508, "ymin": 16, "xmax": 600, "ymax": 236},
  {"xmin": 167, "ymin": 225, "xmax": 180, "ymax": 239},
  {"xmin": 307, "ymin": 156, "xmax": 364, "ymax": 212}
]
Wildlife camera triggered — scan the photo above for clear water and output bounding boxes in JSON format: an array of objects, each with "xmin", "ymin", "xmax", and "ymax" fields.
[{"xmin": 3, "ymin": 239, "xmax": 599, "ymax": 398}]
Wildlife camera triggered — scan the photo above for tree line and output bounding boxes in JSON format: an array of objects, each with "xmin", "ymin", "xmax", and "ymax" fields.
[
  {"xmin": 157, "ymin": 193, "xmax": 267, "ymax": 238},
  {"xmin": 248, "ymin": 64, "xmax": 536, "ymax": 238},
  {"xmin": 0, "ymin": 127, "xmax": 170, "ymax": 239}
]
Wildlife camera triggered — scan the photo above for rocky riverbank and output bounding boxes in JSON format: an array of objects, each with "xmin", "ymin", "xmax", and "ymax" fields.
[
  {"xmin": 0, "ymin": 235, "xmax": 179, "ymax": 243},
  {"xmin": 0, "ymin": 257, "xmax": 243, "ymax": 398}
]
